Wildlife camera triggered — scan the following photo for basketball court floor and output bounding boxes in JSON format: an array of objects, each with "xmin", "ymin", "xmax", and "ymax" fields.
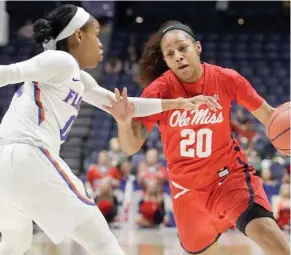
[{"xmin": 27, "ymin": 227, "xmax": 289, "ymax": 255}]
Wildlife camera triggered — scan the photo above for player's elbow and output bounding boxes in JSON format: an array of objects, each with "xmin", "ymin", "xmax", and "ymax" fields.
[
  {"xmin": 122, "ymin": 145, "xmax": 141, "ymax": 156},
  {"xmin": 252, "ymin": 101, "xmax": 275, "ymax": 126},
  {"xmin": 124, "ymin": 151, "xmax": 136, "ymax": 156},
  {"xmin": 119, "ymin": 140, "xmax": 142, "ymax": 156}
]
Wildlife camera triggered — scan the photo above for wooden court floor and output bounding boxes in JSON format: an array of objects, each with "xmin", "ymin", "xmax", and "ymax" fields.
[{"xmin": 27, "ymin": 228, "xmax": 290, "ymax": 255}]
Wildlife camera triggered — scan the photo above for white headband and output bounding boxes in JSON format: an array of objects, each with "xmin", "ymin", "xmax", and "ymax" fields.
[{"xmin": 43, "ymin": 7, "xmax": 90, "ymax": 51}]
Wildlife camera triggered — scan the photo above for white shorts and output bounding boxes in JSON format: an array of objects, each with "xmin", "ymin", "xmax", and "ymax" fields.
[{"xmin": 0, "ymin": 143, "xmax": 96, "ymax": 244}]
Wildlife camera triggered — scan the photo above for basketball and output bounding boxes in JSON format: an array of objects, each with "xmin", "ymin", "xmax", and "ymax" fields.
[{"xmin": 267, "ymin": 102, "xmax": 291, "ymax": 155}]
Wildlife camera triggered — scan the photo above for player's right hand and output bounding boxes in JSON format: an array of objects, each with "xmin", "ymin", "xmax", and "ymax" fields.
[
  {"xmin": 102, "ymin": 87, "xmax": 135, "ymax": 125},
  {"xmin": 187, "ymin": 95, "xmax": 222, "ymax": 112}
]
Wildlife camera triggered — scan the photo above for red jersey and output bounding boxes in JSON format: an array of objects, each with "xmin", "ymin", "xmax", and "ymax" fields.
[{"xmin": 136, "ymin": 63, "xmax": 264, "ymax": 191}]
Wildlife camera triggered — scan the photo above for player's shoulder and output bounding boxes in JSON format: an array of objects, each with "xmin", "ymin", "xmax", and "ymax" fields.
[
  {"xmin": 80, "ymin": 70, "xmax": 94, "ymax": 83},
  {"xmin": 204, "ymin": 62, "xmax": 242, "ymax": 86},
  {"xmin": 145, "ymin": 73, "xmax": 168, "ymax": 90},
  {"xmin": 142, "ymin": 70, "xmax": 173, "ymax": 98},
  {"xmin": 206, "ymin": 63, "xmax": 240, "ymax": 79},
  {"xmin": 39, "ymin": 50, "xmax": 77, "ymax": 62},
  {"xmin": 38, "ymin": 50, "xmax": 79, "ymax": 70}
]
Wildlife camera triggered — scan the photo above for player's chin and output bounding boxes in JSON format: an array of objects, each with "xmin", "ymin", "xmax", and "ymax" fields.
[
  {"xmin": 177, "ymin": 70, "xmax": 192, "ymax": 81},
  {"xmin": 99, "ymin": 54, "xmax": 104, "ymax": 62},
  {"xmin": 89, "ymin": 56, "xmax": 103, "ymax": 68},
  {"xmin": 96, "ymin": 54, "xmax": 104, "ymax": 64}
]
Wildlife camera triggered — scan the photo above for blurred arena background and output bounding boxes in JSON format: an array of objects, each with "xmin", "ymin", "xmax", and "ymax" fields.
[{"xmin": 0, "ymin": 1, "xmax": 290, "ymax": 254}]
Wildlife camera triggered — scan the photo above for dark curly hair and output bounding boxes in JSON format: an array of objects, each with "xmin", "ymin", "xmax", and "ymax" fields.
[{"xmin": 138, "ymin": 20, "xmax": 195, "ymax": 87}]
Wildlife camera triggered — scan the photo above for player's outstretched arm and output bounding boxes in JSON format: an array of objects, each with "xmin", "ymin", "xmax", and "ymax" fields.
[
  {"xmin": 81, "ymin": 70, "xmax": 197, "ymax": 117},
  {"xmin": 222, "ymin": 68, "xmax": 274, "ymax": 126},
  {"xmin": 0, "ymin": 51, "xmax": 77, "ymax": 87}
]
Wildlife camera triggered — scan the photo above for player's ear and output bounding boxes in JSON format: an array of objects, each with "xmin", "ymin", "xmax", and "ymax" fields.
[
  {"xmin": 75, "ymin": 28, "xmax": 82, "ymax": 43},
  {"xmin": 68, "ymin": 29, "xmax": 82, "ymax": 50},
  {"xmin": 195, "ymin": 41, "xmax": 202, "ymax": 55},
  {"xmin": 161, "ymin": 52, "xmax": 166, "ymax": 63},
  {"xmin": 69, "ymin": 29, "xmax": 82, "ymax": 46}
]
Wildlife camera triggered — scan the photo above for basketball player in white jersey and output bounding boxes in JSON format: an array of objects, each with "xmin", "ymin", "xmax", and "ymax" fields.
[{"xmin": 0, "ymin": 4, "xmax": 212, "ymax": 255}]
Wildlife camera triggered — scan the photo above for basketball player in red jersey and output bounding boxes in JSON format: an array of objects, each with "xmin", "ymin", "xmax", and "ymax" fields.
[{"xmin": 107, "ymin": 21, "xmax": 290, "ymax": 255}]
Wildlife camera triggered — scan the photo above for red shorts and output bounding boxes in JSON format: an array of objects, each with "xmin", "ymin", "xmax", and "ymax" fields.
[{"xmin": 169, "ymin": 156, "xmax": 272, "ymax": 254}]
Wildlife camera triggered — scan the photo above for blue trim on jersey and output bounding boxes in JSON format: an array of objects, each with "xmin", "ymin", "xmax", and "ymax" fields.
[
  {"xmin": 33, "ymin": 82, "xmax": 45, "ymax": 125},
  {"xmin": 39, "ymin": 147, "xmax": 95, "ymax": 206}
]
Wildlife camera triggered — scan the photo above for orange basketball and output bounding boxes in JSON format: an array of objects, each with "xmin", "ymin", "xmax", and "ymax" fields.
[{"xmin": 267, "ymin": 102, "xmax": 291, "ymax": 155}]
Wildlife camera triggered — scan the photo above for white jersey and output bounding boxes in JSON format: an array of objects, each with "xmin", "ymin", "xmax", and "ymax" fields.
[
  {"xmin": 0, "ymin": 51, "xmax": 90, "ymax": 154},
  {"xmin": 0, "ymin": 50, "xmax": 163, "ymax": 155},
  {"xmin": 0, "ymin": 50, "xmax": 119, "ymax": 155}
]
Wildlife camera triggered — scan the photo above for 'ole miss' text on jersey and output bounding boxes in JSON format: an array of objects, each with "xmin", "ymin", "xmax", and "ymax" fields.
[{"xmin": 136, "ymin": 63, "xmax": 264, "ymax": 191}]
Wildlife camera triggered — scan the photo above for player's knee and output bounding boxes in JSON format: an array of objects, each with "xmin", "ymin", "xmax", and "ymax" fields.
[
  {"xmin": 15, "ymin": 236, "xmax": 32, "ymax": 255},
  {"xmin": 0, "ymin": 221, "xmax": 32, "ymax": 255},
  {"xmin": 71, "ymin": 209, "xmax": 124, "ymax": 255},
  {"xmin": 73, "ymin": 229, "xmax": 124, "ymax": 255},
  {"xmin": 15, "ymin": 223, "xmax": 33, "ymax": 254},
  {"xmin": 96, "ymin": 238, "xmax": 125, "ymax": 255},
  {"xmin": 236, "ymin": 202, "xmax": 274, "ymax": 235},
  {"xmin": 0, "ymin": 234, "xmax": 32, "ymax": 255}
]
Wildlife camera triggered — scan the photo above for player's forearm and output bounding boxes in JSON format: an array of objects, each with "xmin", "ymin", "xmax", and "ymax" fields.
[
  {"xmin": 83, "ymin": 86, "xmax": 163, "ymax": 116},
  {"xmin": 117, "ymin": 123, "xmax": 144, "ymax": 155},
  {"xmin": 161, "ymin": 98, "xmax": 184, "ymax": 111},
  {"xmin": 0, "ymin": 65, "xmax": 20, "ymax": 87},
  {"xmin": 84, "ymin": 85, "xmax": 182, "ymax": 117},
  {"xmin": 128, "ymin": 97, "xmax": 182, "ymax": 117},
  {"xmin": 251, "ymin": 101, "xmax": 275, "ymax": 126}
]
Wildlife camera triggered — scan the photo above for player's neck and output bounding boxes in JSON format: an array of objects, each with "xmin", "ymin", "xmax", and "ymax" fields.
[
  {"xmin": 68, "ymin": 49, "xmax": 83, "ymax": 69},
  {"xmin": 180, "ymin": 63, "xmax": 203, "ymax": 84}
]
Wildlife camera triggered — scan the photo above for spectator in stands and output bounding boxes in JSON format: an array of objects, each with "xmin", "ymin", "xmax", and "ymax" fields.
[
  {"xmin": 107, "ymin": 158, "xmax": 132, "ymax": 188},
  {"xmin": 136, "ymin": 180, "xmax": 166, "ymax": 228},
  {"xmin": 128, "ymin": 34, "xmax": 137, "ymax": 47},
  {"xmin": 282, "ymin": 171, "xmax": 290, "ymax": 184},
  {"xmin": 127, "ymin": 44, "xmax": 137, "ymax": 60},
  {"xmin": 17, "ymin": 20, "xmax": 34, "ymax": 39},
  {"xmin": 104, "ymin": 56, "xmax": 122, "ymax": 74},
  {"xmin": 246, "ymin": 148, "xmax": 262, "ymax": 173},
  {"xmin": 261, "ymin": 166, "xmax": 278, "ymax": 186},
  {"xmin": 261, "ymin": 164, "xmax": 281, "ymax": 202},
  {"xmin": 95, "ymin": 158, "xmax": 132, "ymax": 223},
  {"xmin": 286, "ymin": 164, "xmax": 290, "ymax": 176},
  {"xmin": 137, "ymin": 148, "xmax": 167, "ymax": 189},
  {"xmin": 269, "ymin": 153, "xmax": 288, "ymax": 182},
  {"xmin": 272, "ymin": 183, "xmax": 290, "ymax": 231},
  {"xmin": 95, "ymin": 178, "xmax": 119, "ymax": 224},
  {"xmin": 86, "ymin": 150, "xmax": 112, "ymax": 197},
  {"xmin": 108, "ymin": 137, "xmax": 126, "ymax": 166},
  {"xmin": 124, "ymin": 54, "xmax": 139, "ymax": 77}
]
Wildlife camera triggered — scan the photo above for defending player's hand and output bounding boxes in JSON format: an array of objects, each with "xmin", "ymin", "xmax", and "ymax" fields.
[
  {"xmin": 102, "ymin": 87, "xmax": 135, "ymax": 125},
  {"xmin": 174, "ymin": 97, "xmax": 201, "ymax": 110},
  {"xmin": 188, "ymin": 95, "xmax": 222, "ymax": 112}
]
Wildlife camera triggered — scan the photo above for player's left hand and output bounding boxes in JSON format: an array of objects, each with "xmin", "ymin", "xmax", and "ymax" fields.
[
  {"xmin": 175, "ymin": 97, "xmax": 200, "ymax": 110},
  {"xmin": 102, "ymin": 87, "xmax": 135, "ymax": 125}
]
